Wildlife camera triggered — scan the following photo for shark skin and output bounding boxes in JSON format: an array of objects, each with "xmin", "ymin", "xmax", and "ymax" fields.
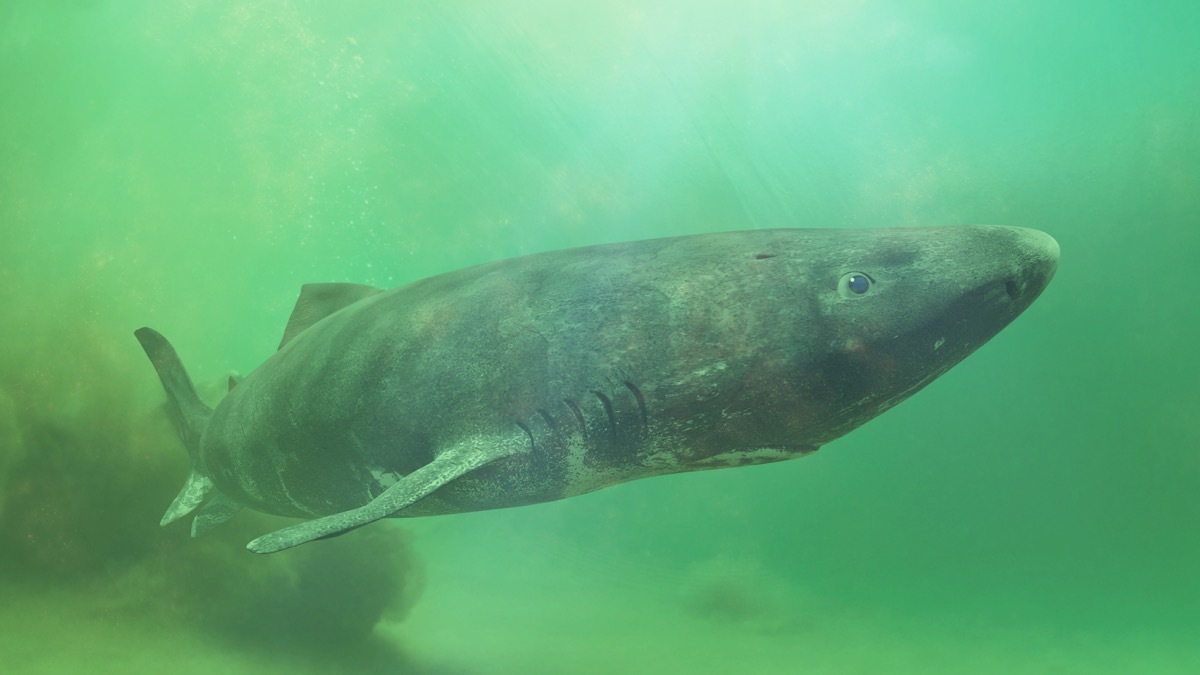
[{"xmin": 136, "ymin": 226, "xmax": 1059, "ymax": 553}]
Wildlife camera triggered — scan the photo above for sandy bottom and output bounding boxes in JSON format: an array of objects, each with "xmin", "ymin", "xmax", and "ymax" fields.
[
  {"xmin": 397, "ymin": 535, "xmax": 1199, "ymax": 675},
  {"xmin": 4, "ymin": 521, "xmax": 1196, "ymax": 675}
]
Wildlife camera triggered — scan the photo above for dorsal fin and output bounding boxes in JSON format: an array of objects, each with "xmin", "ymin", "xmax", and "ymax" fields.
[{"xmin": 279, "ymin": 283, "xmax": 384, "ymax": 349}]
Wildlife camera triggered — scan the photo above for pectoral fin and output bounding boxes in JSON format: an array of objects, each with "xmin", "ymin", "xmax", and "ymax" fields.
[{"xmin": 245, "ymin": 435, "xmax": 524, "ymax": 554}]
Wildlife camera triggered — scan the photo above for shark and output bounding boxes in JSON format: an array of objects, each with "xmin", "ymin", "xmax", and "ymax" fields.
[{"xmin": 136, "ymin": 226, "xmax": 1058, "ymax": 553}]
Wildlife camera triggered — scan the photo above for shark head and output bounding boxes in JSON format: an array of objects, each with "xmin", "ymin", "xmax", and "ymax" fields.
[{"xmin": 790, "ymin": 225, "xmax": 1060, "ymax": 443}]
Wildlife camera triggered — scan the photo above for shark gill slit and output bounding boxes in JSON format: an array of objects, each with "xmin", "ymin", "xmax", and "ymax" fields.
[
  {"xmin": 623, "ymin": 381, "xmax": 647, "ymax": 425},
  {"xmin": 536, "ymin": 407, "xmax": 557, "ymax": 430},
  {"xmin": 563, "ymin": 398, "xmax": 588, "ymax": 438},
  {"xmin": 593, "ymin": 391, "xmax": 617, "ymax": 441},
  {"xmin": 514, "ymin": 420, "xmax": 536, "ymax": 453}
]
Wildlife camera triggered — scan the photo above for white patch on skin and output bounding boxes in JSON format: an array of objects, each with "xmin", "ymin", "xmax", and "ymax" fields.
[
  {"xmin": 692, "ymin": 361, "xmax": 727, "ymax": 378},
  {"xmin": 695, "ymin": 446, "xmax": 809, "ymax": 468},
  {"xmin": 245, "ymin": 445, "xmax": 320, "ymax": 517},
  {"xmin": 369, "ymin": 466, "xmax": 402, "ymax": 489},
  {"xmin": 366, "ymin": 466, "xmax": 402, "ymax": 502},
  {"xmin": 673, "ymin": 361, "xmax": 727, "ymax": 386},
  {"xmin": 278, "ymin": 463, "xmax": 318, "ymax": 516},
  {"xmin": 933, "ymin": 336, "xmax": 946, "ymax": 350},
  {"xmin": 720, "ymin": 405, "xmax": 754, "ymax": 420}
]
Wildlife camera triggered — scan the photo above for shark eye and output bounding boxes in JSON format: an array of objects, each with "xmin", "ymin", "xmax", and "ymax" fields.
[{"xmin": 838, "ymin": 272, "xmax": 874, "ymax": 298}]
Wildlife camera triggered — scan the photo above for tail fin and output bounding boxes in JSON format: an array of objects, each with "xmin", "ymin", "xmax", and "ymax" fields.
[{"xmin": 134, "ymin": 327, "xmax": 215, "ymax": 526}]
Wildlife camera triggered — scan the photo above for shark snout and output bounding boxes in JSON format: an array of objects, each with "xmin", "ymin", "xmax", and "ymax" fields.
[{"xmin": 1003, "ymin": 227, "xmax": 1059, "ymax": 306}]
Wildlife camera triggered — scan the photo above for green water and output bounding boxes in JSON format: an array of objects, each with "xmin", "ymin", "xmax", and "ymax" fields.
[{"xmin": 2, "ymin": 1, "xmax": 1197, "ymax": 673}]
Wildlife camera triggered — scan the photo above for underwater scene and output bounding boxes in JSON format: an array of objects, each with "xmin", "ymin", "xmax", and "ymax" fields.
[{"xmin": 1, "ymin": 1, "xmax": 1197, "ymax": 673}]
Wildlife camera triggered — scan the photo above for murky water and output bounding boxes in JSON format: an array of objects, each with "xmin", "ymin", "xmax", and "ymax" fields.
[{"xmin": 2, "ymin": 2, "xmax": 1197, "ymax": 673}]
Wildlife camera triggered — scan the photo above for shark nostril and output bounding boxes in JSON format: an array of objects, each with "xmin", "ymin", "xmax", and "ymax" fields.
[{"xmin": 1005, "ymin": 280, "xmax": 1020, "ymax": 300}]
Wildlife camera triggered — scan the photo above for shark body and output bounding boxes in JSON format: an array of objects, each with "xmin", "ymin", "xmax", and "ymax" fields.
[{"xmin": 136, "ymin": 226, "xmax": 1059, "ymax": 553}]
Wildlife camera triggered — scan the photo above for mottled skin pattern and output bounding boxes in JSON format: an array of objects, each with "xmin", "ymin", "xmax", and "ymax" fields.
[{"xmin": 198, "ymin": 227, "xmax": 1058, "ymax": 522}]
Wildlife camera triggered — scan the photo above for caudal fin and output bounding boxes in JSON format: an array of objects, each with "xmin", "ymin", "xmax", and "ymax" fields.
[{"xmin": 134, "ymin": 327, "xmax": 215, "ymax": 525}]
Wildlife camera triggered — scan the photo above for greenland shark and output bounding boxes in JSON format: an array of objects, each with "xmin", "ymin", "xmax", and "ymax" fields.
[{"xmin": 136, "ymin": 226, "xmax": 1058, "ymax": 553}]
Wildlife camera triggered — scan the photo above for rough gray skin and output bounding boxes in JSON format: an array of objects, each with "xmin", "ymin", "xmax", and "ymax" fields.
[{"xmin": 139, "ymin": 226, "xmax": 1059, "ymax": 552}]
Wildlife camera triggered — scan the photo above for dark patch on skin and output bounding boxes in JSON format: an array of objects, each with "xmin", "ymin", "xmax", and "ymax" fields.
[
  {"xmin": 868, "ymin": 246, "xmax": 919, "ymax": 269},
  {"xmin": 754, "ymin": 253, "xmax": 777, "ymax": 260}
]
